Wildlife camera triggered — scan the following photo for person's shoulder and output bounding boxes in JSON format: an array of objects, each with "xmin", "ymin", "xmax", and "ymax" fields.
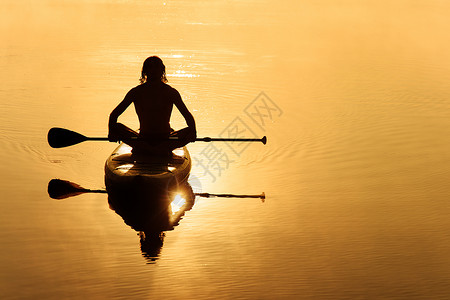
[
  {"xmin": 162, "ymin": 83, "xmax": 175, "ymax": 90},
  {"xmin": 127, "ymin": 85, "xmax": 142, "ymax": 94},
  {"xmin": 131, "ymin": 84, "xmax": 145, "ymax": 92},
  {"xmin": 162, "ymin": 83, "xmax": 180, "ymax": 96},
  {"xmin": 127, "ymin": 84, "xmax": 149, "ymax": 97}
]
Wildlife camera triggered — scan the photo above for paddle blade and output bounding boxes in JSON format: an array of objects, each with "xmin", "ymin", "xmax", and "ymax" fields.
[
  {"xmin": 48, "ymin": 127, "xmax": 88, "ymax": 148},
  {"xmin": 262, "ymin": 136, "xmax": 267, "ymax": 145},
  {"xmin": 48, "ymin": 179, "xmax": 87, "ymax": 199}
]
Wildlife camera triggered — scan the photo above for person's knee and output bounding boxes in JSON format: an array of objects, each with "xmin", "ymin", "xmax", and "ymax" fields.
[
  {"xmin": 115, "ymin": 123, "xmax": 138, "ymax": 136},
  {"xmin": 115, "ymin": 123, "xmax": 128, "ymax": 131}
]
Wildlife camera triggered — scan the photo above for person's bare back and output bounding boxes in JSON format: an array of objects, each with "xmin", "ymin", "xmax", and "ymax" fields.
[{"xmin": 130, "ymin": 82, "xmax": 175, "ymax": 137}]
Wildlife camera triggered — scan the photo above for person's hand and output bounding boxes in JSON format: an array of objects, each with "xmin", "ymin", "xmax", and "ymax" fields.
[
  {"xmin": 108, "ymin": 132, "xmax": 119, "ymax": 143},
  {"xmin": 186, "ymin": 127, "xmax": 197, "ymax": 143},
  {"xmin": 170, "ymin": 127, "xmax": 196, "ymax": 144},
  {"xmin": 108, "ymin": 125, "xmax": 119, "ymax": 142}
]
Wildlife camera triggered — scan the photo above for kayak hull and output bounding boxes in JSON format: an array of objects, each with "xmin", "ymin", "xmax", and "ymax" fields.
[{"xmin": 104, "ymin": 143, "xmax": 192, "ymax": 194}]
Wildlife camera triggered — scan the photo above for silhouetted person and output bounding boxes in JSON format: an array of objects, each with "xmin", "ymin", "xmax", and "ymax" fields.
[{"xmin": 108, "ymin": 56, "xmax": 196, "ymax": 155}]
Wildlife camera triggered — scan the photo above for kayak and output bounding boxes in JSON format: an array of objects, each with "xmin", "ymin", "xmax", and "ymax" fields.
[
  {"xmin": 108, "ymin": 180, "xmax": 195, "ymax": 262},
  {"xmin": 104, "ymin": 142, "xmax": 192, "ymax": 193},
  {"xmin": 104, "ymin": 143, "xmax": 194, "ymax": 262}
]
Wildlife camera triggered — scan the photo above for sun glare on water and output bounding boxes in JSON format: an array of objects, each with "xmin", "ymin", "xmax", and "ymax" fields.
[
  {"xmin": 170, "ymin": 193, "xmax": 186, "ymax": 213},
  {"xmin": 168, "ymin": 70, "xmax": 199, "ymax": 78}
]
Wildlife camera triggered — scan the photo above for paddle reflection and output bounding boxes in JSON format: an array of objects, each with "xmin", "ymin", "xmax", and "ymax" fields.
[{"xmin": 106, "ymin": 180, "xmax": 195, "ymax": 263}]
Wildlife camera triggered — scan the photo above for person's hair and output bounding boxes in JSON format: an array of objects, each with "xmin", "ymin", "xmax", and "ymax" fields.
[{"xmin": 139, "ymin": 56, "xmax": 168, "ymax": 84}]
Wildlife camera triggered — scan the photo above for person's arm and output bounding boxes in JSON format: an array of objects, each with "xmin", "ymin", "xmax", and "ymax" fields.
[
  {"xmin": 108, "ymin": 90, "xmax": 134, "ymax": 141},
  {"xmin": 173, "ymin": 90, "xmax": 197, "ymax": 142}
]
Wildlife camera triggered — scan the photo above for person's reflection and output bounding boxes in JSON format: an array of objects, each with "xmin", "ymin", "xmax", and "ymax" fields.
[{"xmin": 106, "ymin": 181, "xmax": 195, "ymax": 263}]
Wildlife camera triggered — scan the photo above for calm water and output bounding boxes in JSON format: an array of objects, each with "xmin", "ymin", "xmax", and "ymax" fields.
[{"xmin": 2, "ymin": 0, "xmax": 450, "ymax": 299}]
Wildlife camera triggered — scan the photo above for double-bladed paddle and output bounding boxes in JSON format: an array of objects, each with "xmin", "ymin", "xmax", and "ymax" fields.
[{"xmin": 48, "ymin": 127, "xmax": 267, "ymax": 148}]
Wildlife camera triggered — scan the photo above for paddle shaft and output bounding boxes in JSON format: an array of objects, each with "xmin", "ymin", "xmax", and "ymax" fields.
[
  {"xmin": 196, "ymin": 192, "xmax": 265, "ymax": 199},
  {"xmin": 86, "ymin": 137, "xmax": 265, "ymax": 142},
  {"xmin": 86, "ymin": 137, "xmax": 109, "ymax": 141},
  {"xmin": 48, "ymin": 179, "xmax": 265, "ymax": 200},
  {"xmin": 79, "ymin": 189, "xmax": 264, "ymax": 199},
  {"xmin": 197, "ymin": 137, "xmax": 265, "ymax": 143}
]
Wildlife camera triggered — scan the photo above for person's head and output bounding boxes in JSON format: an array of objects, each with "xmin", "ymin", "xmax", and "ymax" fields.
[{"xmin": 140, "ymin": 56, "xmax": 168, "ymax": 84}]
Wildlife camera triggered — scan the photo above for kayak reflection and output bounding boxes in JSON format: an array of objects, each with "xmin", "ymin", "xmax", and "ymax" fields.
[{"xmin": 106, "ymin": 180, "xmax": 195, "ymax": 263}]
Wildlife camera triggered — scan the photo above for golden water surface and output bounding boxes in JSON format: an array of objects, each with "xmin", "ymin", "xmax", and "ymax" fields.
[{"xmin": 2, "ymin": 0, "xmax": 450, "ymax": 299}]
